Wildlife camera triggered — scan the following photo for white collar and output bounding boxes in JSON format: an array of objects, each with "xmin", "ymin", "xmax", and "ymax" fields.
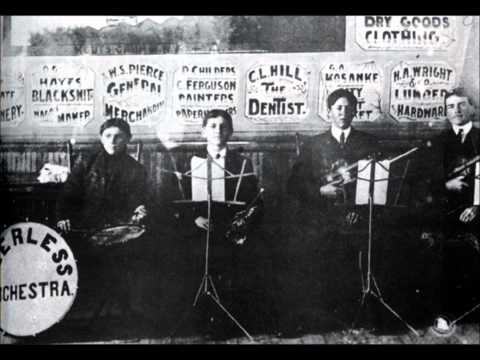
[
  {"xmin": 331, "ymin": 126, "xmax": 352, "ymax": 144},
  {"xmin": 207, "ymin": 146, "xmax": 227, "ymax": 160},
  {"xmin": 452, "ymin": 122, "xmax": 472, "ymax": 136}
]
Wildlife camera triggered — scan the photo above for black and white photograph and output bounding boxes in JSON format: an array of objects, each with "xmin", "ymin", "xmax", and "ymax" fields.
[{"xmin": 1, "ymin": 15, "xmax": 479, "ymax": 345}]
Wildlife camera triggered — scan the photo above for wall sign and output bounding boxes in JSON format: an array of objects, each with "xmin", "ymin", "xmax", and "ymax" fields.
[
  {"xmin": 1, "ymin": 70, "xmax": 26, "ymax": 128},
  {"xmin": 390, "ymin": 61, "xmax": 456, "ymax": 121},
  {"xmin": 102, "ymin": 62, "xmax": 166, "ymax": 126},
  {"xmin": 31, "ymin": 64, "xmax": 95, "ymax": 127},
  {"xmin": 173, "ymin": 64, "xmax": 238, "ymax": 124},
  {"xmin": 245, "ymin": 63, "xmax": 310, "ymax": 123},
  {"xmin": 356, "ymin": 16, "xmax": 456, "ymax": 51},
  {"xmin": 319, "ymin": 61, "xmax": 383, "ymax": 122}
]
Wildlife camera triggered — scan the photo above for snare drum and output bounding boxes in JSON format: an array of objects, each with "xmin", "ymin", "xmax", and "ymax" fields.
[{"xmin": 87, "ymin": 224, "xmax": 146, "ymax": 248}]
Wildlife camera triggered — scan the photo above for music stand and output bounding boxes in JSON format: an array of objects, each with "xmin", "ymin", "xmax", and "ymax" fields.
[
  {"xmin": 164, "ymin": 154, "xmax": 257, "ymax": 342},
  {"xmin": 352, "ymin": 149, "xmax": 420, "ymax": 337}
]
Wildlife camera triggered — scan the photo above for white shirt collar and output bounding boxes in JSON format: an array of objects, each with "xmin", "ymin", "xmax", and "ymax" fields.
[
  {"xmin": 207, "ymin": 146, "xmax": 227, "ymax": 160},
  {"xmin": 331, "ymin": 126, "xmax": 352, "ymax": 144},
  {"xmin": 452, "ymin": 122, "xmax": 472, "ymax": 136}
]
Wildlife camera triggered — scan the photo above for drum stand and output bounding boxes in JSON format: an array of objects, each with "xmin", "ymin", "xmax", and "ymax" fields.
[
  {"xmin": 352, "ymin": 158, "xmax": 419, "ymax": 337},
  {"xmin": 169, "ymin": 155, "xmax": 254, "ymax": 342}
]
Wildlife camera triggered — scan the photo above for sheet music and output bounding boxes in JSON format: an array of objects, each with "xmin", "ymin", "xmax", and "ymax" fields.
[
  {"xmin": 355, "ymin": 159, "xmax": 390, "ymax": 205},
  {"xmin": 474, "ymin": 162, "xmax": 480, "ymax": 206},
  {"xmin": 191, "ymin": 156, "xmax": 225, "ymax": 201}
]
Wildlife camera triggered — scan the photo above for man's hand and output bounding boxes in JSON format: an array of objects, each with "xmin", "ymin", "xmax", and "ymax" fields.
[
  {"xmin": 345, "ymin": 211, "xmax": 360, "ymax": 226},
  {"xmin": 195, "ymin": 216, "xmax": 210, "ymax": 231},
  {"xmin": 420, "ymin": 231, "xmax": 436, "ymax": 248},
  {"xmin": 131, "ymin": 205, "xmax": 148, "ymax": 224},
  {"xmin": 446, "ymin": 175, "xmax": 469, "ymax": 192},
  {"xmin": 459, "ymin": 206, "xmax": 478, "ymax": 223},
  {"xmin": 57, "ymin": 219, "xmax": 71, "ymax": 233},
  {"xmin": 320, "ymin": 183, "xmax": 342, "ymax": 198}
]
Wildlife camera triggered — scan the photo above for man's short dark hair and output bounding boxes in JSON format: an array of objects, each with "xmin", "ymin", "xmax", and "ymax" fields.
[
  {"xmin": 444, "ymin": 87, "xmax": 473, "ymax": 107},
  {"xmin": 327, "ymin": 88, "xmax": 358, "ymax": 111},
  {"xmin": 202, "ymin": 109, "xmax": 233, "ymax": 134},
  {"xmin": 99, "ymin": 118, "xmax": 132, "ymax": 139}
]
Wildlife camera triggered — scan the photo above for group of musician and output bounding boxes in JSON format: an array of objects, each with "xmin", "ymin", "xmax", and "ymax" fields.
[{"xmin": 53, "ymin": 87, "xmax": 479, "ymax": 338}]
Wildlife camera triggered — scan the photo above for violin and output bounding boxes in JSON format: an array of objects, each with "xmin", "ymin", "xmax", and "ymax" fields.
[
  {"xmin": 225, "ymin": 188, "xmax": 264, "ymax": 245},
  {"xmin": 447, "ymin": 155, "xmax": 480, "ymax": 180},
  {"xmin": 322, "ymin": 158, "xmax": 358, "ymax": 187}
]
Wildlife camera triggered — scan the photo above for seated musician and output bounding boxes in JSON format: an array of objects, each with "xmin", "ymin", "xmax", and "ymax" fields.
[
  {"xmin": 286, "ymin": 88, "xmax": 379, "ymax": 332},
  {"xmin": 55, "ymin": 118, "xmax": 150, "ymax": 329},
  {"xmin": 425, "ymin": 88, "xmax": 480, "ymax": 325},
  {"xmin": 177, "ymin": 109, "xmax": 272, "ymax": 338},
  {"xmin": 56, "ymin": 118, "xmax": 147, "ymax": 232}
]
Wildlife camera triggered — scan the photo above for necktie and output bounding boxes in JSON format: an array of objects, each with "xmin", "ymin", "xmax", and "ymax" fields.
[
  {"xmin": 340, "ymin": 131, "xmax": 346, "ymax": 147},
  {"xmin": 215, "ymin": 153, "xmax": 221, "ymax": 160},
  {"xmin": 457, "ymin": 129, "xmax": 464, "ymax": 144}
]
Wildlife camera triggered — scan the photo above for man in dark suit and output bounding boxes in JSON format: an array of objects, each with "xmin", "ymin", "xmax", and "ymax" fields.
[
  {"xmin": 286, "ymin": 89, "xmax": 379, "ymax": 333},
  {"xmin": 189, "ymin": 110, "xmax": 262, "ymax": 235},
  {"xmin": 175, "ymin": 109, "xmax": 273, "ymax": 339},
  {"xmin": 428, "ymin": 88, "xmax": 480, "ymax": 326},
  {"xmin": 288, "ymin": 89, "xmax": 378, "ymax": 218}
]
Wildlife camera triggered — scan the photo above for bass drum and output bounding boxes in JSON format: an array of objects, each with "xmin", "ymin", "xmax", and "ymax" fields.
[{"xmin": 0, "ymin": 222, "xmax": 78, "ymax": 337}]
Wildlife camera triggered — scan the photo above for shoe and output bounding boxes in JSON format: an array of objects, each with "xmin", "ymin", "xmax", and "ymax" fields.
[{"xmin": 431, "ymin": 315, "xmax": 455, "ymax": 336}]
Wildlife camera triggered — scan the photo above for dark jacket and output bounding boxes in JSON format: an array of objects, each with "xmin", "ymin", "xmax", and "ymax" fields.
[
  {"xmin": 174, "ymin": 148, "xmax": 263, "ymax": 245},
  {"xmin": 56, "ymin": 147, "xmax": 147, "ymax": 230},
  {"xmin": 287, "ymin": 128, "xmax": 379, "ymax": 210},
  {"xmin": 429, "ymin": 125, "xmax": 480, "ymax": 232}
]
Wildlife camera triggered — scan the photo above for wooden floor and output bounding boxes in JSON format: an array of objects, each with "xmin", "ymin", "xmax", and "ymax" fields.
[{"xmin": 3, "ymin": 323, "xmax": 479, "ymax": 345}]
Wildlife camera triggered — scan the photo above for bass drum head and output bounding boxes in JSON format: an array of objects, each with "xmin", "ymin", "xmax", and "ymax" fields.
[{"xmin": 0, "ymin": 222, "xmax": 78, "ymax": 337}]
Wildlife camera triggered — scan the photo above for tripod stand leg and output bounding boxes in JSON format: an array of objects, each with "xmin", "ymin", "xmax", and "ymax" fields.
[
  {"xmin": 359, "ymin": 251, "xmax": 366, "ymax": 294},
  {"xmin": 207, "ymin": 275, "xmax": 221, "ymax": 302},
  {"xmin": 193, "ymin": 275, "xmax": 207, "ymax": 306},
  {"xmin": 208, "ymin": 293, "xmax": 254, "ymax": 342},
  {"xmin": 352, "ymin": 290, "xmax": 369, "ymax": 329},
  {"xmin": 451, "ymin": 302, "xmax": 480, "ymax": 326},
  {"xmin": 370, "ymin": 276, "xmax": 419, "ymax": 337}
]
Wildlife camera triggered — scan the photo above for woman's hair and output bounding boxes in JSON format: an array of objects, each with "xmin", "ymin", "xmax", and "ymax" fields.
[{"xmin": 99, "ymin": 118, "xmax": 132, "ymax": 139}]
